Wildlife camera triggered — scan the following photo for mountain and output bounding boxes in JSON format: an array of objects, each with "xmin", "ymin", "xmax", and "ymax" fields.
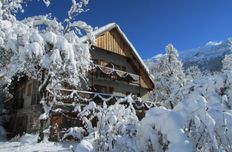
[
  {"xmin": 146, "ymin": 39, "xmax": 232, "ymax": 72},
  {"xmin": 180, "ymin": 39, "xmax": 232, "ymax": 71}
]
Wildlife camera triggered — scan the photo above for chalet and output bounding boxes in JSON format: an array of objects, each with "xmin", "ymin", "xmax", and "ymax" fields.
[
  {"xmin": 86, "ymin": 23, "xmax": 154, "ymax": 99},
  {"xmin": 1, "ymin": 23, "xmax": 154, "ymax": 140}
]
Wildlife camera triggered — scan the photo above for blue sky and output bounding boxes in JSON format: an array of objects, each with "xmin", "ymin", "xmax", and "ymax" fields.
[{"xmin": 17, "ymin": 0, "xmax": 232, "ymax": 59}]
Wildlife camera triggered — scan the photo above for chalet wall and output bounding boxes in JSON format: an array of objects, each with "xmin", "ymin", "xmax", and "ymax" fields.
[
  {"xmin": 0, "ymin": 75, "xmax": 5, "ymax": 111},
  {"xmin": 23, "ymin": 80, "xmax": 33, "ymax": 108},
  {"xmin": 94, "ymin": 28, "xmax": 154, "ymax": 90},
  {"xmin": 88, "ymin": 76, "xmax": 149, "ymax": 100},
  {"xmin": 90, "ymin": 47, "xmax": 136, "ymax": 74},
  {"xmin": 96, "ymin": 29, "xmax": 129, "ymax": 56},
  {"xmin": 8, "ymin": 79, "xmax": 41, "ymax": 135},
  {"xmin": 13, "ymin": 105, "xmax": 41, "ymax": 134},
  {"xmin": 90, "ymin": 47, "xmax": 150, "ymax": 100},
  {"xmin": 91, "ymin": 46, "xmax": 152, "ymax": 90},
  {"xmin": 0, "ymin": 88, "xmax": 4, "ymax": 111}
]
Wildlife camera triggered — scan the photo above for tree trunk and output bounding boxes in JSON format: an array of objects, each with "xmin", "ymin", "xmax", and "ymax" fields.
[{"xmin": 38, "ymin": 71, "xmax": 51, "ymax": 142}]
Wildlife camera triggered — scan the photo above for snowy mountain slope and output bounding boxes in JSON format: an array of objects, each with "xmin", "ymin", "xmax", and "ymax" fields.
[
  {"xmin": 180, "ymin": 39, "xmax": 232, "ymax": 71},
  {"xmin": 146, "ymin": 39, "xmax": 232, "ymax": 72}
]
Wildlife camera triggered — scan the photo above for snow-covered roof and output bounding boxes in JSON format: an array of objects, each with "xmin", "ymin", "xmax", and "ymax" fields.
[{"xmin": 82, "ymin": 23, "xmax": 154, "ymax": 88}]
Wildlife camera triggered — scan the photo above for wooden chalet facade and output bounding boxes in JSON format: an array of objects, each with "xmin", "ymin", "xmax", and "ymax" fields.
[
  {"xmin": 1, "ymin": 23, "xmax": 154, "ymax": 140},
  {"xmin": 87, "ymin": 23, "xmax": 154, "ymax": 99}
]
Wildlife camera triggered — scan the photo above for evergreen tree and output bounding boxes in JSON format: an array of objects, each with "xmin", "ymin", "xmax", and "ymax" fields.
[
  {"xmin": 185, "ymin": 65, "xmax": 202, "ymax": 80},
  {"xmin": 149, "ymin": 44, "xmax": 185, "ymax": 107},
  {"xmin": 222, "ymin": 54, "xmax": 232, "ymax": 72}
]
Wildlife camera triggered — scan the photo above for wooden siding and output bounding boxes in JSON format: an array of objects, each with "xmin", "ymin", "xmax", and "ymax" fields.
[
  {"xmin": 96, "ymin": 29, "xmax": 130, "ymax": 57},
  {"xmin": 95, "ymin": 28, "xmax": 154, "ymax": 90}
]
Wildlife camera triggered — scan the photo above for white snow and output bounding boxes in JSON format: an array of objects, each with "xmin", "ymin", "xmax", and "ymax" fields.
[
  {"xmin": 43, "ymin": 0, "xmax": 51, "ymax": 7},
  {"xmin": 0, "ymin": 134, "xmax": 77, "ymax": 152},
  {"xmin": 180, "ymin": 39, "xmax": 232, "ymax": 64},
  {"xmin": 141, "ymin": 107, "xmax": 192, "ymax": 152},
  {"xmin": 75, "ymin": 138, "xmax": 94, "ymax": 152},
  {"xmin": 62, "ymin": 127, "xmax": 85, "ymax": 140},
  {"xmin": 0, "ymin": 20, "xmax": 12, "ymax": 30},
  {"xmin": 206, "ymin": 41, "xmax": 223, "ymax": 46}
]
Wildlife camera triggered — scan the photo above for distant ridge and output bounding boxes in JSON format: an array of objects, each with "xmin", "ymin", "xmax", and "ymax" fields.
[{"xmin": 146, "ymin": 39, "xmax": 232, "ymax": 72}]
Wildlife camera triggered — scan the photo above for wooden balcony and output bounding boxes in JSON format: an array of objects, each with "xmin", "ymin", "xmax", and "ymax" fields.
[
  {"xmin": 44, "ymin": 88, "xmax": 126, "ymax": 106},
  {"xmin": 89, "ymin": 64, "xmax": 140, "ymax": 84},
  {"xmin": 44, "ymin": 88, "xmax": 154, "ymax": 111}
]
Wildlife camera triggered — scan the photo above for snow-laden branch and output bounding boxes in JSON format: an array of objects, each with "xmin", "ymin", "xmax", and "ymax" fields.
[
  {"xmin": 22, "ymin": 15, "xmax": 63, "ymax": 33},
  {"xmin": 64, "ymin": 0, "xmax": 90, "ymax": 32}
]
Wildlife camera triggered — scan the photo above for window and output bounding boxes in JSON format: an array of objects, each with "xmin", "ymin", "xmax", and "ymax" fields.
[
  {"xmin": 23, "ymin": 85, "xmax": 26, "ymax": 94},
  {"xmin": 109, "ymin": 87, "xmax": 114, "ymax": 94},
  {"xmin": 121, "ymin": 66, "xmax": 126, "ymax": 71},
  {"xmin": 94, "ymin": 59, "xmax": 127, "ymax": 73},
  {"xmin": 106, "ymin": 62, "xmax": 113, "ymax": 68},
  {"xmin": 114, "ymin": 64, "xmax": 121, "ymax": 70},
  {"xmin": 14, "ymin": 85, "xmax": 24, "ymax": 109},
  {"xmin": 94, "ymin": 85, "xmax": 108, "ymax": 93},
  {"xmin": 111, "ymin": 64, "xmax": 126, "ymax": 71},
  {"xmin": 100, "ymin": 59, "xmax": 108, "ymax": 67},
  {"xmin": 27, "ymin": 83, "xmax": 32, "ymax": 96},
  {"xmin": 93, "ymin": 85, "xmax": 114, "ymax": 94},
  {"xmin": 92, "ymin": 59, "xmax": 99, "ymax": 64}
]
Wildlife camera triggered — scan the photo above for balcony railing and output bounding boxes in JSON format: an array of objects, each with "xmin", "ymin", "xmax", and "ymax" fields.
[
  {"xmin": 90, "ymin": 64, "xmax": 140, "ymax": 84},
  {"xmin": 44, "ymin": 88, "xmax": 155, "ymax": 110},
  {"xmin": 44, "ymin": 88, "xmax": 126, "ymax": 105}
]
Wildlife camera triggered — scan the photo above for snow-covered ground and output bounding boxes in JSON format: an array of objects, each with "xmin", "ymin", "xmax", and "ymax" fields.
[{"xmin": 0, "ymin": 134, "xmax": 78, "ymax": 152}]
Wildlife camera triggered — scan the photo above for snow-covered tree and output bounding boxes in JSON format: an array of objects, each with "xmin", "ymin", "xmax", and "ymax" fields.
[
  {"xmin": 222, "ymin": 54, "xmax": 232, "ymax": 72},
  {"xmin": 148, "ymin": 43, "xmax": 185, "ymax": 107},
  {"xmin": 185, "ymin": 65, "xmax": 202, "ymax": 80},
  {"xmin": 74, "ymin": 74, "xmax": 232, "ymax": 151},
  {"xmin": 142, "ymin": 44, "xmax": 232, "ymax": 151},
  {"xmin": 72, "ymin": 96, "xmax": 139, "ymax": 152},
  {"xmin": 220, "ymin": 50, "xmax": 232, "ymax": 109},
  {"xmin": 135, "ymin": 73, "xmax": 232, "ymax": 152},
  {"xmin": 0, "ymin": 0, "xmax": 95, "ymax": 141}
]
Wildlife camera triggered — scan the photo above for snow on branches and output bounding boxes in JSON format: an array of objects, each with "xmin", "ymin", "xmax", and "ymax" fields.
[
  {"xmin": 141, "ymin": 43, "xmax": 232, "ymax": 152},
  {"xmin": 0, "ymin": 0, "xmax": 94, "ymax": 141},
  {"xmin": 0, "ymin": 0, "xmax": 94, "ymax": 90},
  {"xmin": 222, "ymin": 54, "xmax": 232, "ymax": 72},
  {"xmin": 146, "ymin": 43, "xmax": 186, "ymax": 107}
]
